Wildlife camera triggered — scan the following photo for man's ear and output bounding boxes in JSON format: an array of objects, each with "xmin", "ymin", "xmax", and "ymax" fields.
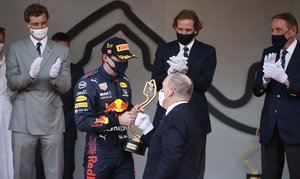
[
  {"xmin": 290, "ymin": 26, "xmax": 297, "ymax": 36},
  {"xmin": 169, "ymin": 86, "xmax": 175, "ymax": 96},
  {"xmin": 194, "ymin": 30, "xmax": 198, "ymax": 36},
  {"xmin": 102, "ymin": 54, "xmax": 108, "ymax": 62},
  {"xmin": 26, "ymin": 22, "xmax": 30, "ymax": 29}
]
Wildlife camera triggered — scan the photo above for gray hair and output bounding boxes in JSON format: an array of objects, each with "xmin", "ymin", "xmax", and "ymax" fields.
[{"xmin": 168, "ymin": 73, "xmax": 194, "ymax": 99}]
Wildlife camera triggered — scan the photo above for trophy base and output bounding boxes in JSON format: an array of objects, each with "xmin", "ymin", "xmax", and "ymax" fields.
[
  {"xmin": 247, "ymin": 173, "xmax": 262, "ymax": 179},
  {"xmin": 123, "ymin": 139, "xmax": 146, "ymax": 156}
]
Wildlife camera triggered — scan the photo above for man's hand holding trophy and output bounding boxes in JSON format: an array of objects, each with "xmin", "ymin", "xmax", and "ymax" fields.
[{"xmin": 123, "ymin": 79, "xmax": 157, "ymax": 155}]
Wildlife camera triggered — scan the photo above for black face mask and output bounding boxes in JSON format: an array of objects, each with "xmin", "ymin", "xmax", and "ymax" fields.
[
  {"xmin": 107, "ymin": 57, "xmax": 128, "ymax": 74},
  {"xmin": 176, "ymin": 33, "xmax": 194, "ymax": 45},
  {"xmin": 271, "ymin": 30, "xmax": 289, "ymax": 49}
]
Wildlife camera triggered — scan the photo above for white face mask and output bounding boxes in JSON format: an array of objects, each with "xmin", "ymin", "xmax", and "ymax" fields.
[
  {"xmin": 158, "ymin": 90, "xmax": 165, "ymax": 107},
  {"xmin": 0, "ymin": 43, "xmax": 4, "ymax": 52},
  {"xmin": 159, "ymin": 88, "xmax": 171, "ymax": 107},
  {"xmin": 30, "ymin": 27, "xmax": 48, "ymax": 40}
]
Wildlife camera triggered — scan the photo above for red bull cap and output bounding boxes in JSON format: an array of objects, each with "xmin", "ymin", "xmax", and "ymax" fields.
[{"xmin": 101, "ymin": 37, "xmax": 137, "ymax": 61}]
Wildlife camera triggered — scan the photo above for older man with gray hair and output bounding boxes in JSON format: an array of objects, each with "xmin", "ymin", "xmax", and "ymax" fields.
[{"xmin": 135, "ymin": 73, "xmax": 205, "ymax": 179}]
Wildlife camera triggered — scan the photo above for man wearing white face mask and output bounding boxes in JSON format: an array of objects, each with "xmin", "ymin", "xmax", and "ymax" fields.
[
  {"xmin": 5, "ymin": 3, "xmax": 71, "ymax": 179},
  {"xmin": 134, "ymin": 73, "xmax": 204, "ymax": 179}
]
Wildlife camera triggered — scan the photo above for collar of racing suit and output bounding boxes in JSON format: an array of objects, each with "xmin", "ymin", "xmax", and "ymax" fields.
[{"xmin": 99, "ymin": 65, "xmax": 122, "ymax": 81}]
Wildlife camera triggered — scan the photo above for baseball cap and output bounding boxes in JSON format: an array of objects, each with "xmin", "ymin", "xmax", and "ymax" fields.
[{"xmin": 101, "ymin": 37, "xmax": 137, "ymax": 61}]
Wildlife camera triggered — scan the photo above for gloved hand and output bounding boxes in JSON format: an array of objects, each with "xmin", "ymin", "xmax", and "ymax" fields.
[
  {"xmin": 263, "ymin": 61, "xmax": 273, "ymax": 80},
  {"xmin": 263, "ymin": 59, "xmax": 287, "ymax": 83},
  {"xmin": 167, "ymin": 55, "xmax": 188, "ymax": 74},
  {"xmin": 263, "ymin": 53, "xmax": 276, "ymax": 65},
  {"xmin": 167, "ymin": 60, "xmax": 176, "ymax": 74},
  {"xmin": 134, "ymin": 113, "xmax": 153, "ymax": 135},
  {"xmin": 263, "ymin": 53, "xmax": 276, "ymax": 80},
  {"xmin": 29, "ymin": 57, "xmax": 43, "ymax": 79},
  {"xmin": 49, "ymin": 58, "xmax": 61, "ymax": 79}
]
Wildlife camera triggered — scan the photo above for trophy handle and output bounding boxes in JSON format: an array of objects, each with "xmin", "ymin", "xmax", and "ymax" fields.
[
  {"xmin": 139, "ymin": 79, "xmax": 157, "ymax": 109},
  {"xmin": 243, "ymin": 128, "xmax": 261, "ymax": 175}
]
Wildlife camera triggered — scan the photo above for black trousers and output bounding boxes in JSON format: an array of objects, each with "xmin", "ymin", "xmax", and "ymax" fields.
[{"xmin": 261, "ymin": 125, "xmax": 300, "ymax": 179}]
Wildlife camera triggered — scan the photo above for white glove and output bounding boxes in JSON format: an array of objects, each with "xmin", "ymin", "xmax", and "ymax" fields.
[
  {"xmin": 167, "ymin": 55, "xmax": 188, "ymax": 74},
  {"xmin": 135, "ymin": 113, "xmax": 153, "ymax": 135},
  {"xmin": 263, "ymin": 53, "xmax": 276, "ymax": 65},
  {"xmin": 263, "ymin": 59, "xmax": 287, "ymax": 83},
  {"xmin": 49, "ymin": 58, "xmax": 61, "ymax": 79},
  {"xmin": 263, "ymin": 53, "xmax": 276, "ymax": 79},
  {"xmin": 263, "ymin": 61, "xmax": 273, "ymax": 79},
  {"xmin": 29, "ymin": 57, "xmax": 43, "ymax": 79}
]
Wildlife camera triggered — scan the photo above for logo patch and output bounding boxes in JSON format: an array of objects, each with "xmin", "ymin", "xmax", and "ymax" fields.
[
  {"xmin": 76, "ymin": 95, "xmax": 87, "ymax": 102},
  {"xmin": 120, "ymin": 82, "xmax": 127, "ymax": 88},
  {"xmin": 116, "ymin": 44, "xmax": 129, "ymax": 52},
  {"xmin": 87, "ymin": 156, "xmax": 97, "ymax": 178},
  {"xmin": 91, "ymin": 78, "xmax": 98, "ymax": 83},
  {"xmin": 105, "ymin": 99, "xmax": 128, "ymax": 113},
  {"xmin": 78, "ymin": 81, "xmax": 87, "ymax": 89},
  {"xmin": 94, "ymin": 116, "xmax": 109, "ymax": 125},
  {"xmin": 75, "ymin": 102, "xmax": 88, "ymax": 108},
  {"xmin": 122, "ymin": 89, "xmax": 129, "ymax": 97},
  {"xmin": 76, "ymin": 90, "xmax": 87, "ymax": 96},
  {"xmin": 99, "ymin": 82, "xmax": 108, "ymax": 91}
]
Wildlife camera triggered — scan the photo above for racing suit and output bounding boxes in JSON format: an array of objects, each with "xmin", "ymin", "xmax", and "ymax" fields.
[{"xmin": 74, "ymin": 66, "xmax": 135, "ymax": 179}]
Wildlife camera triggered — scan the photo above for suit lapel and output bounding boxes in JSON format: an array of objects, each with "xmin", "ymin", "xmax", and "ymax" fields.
[
  {"xmin": 286, "ymin": 41, "xmax": 300, "ymax": 75},
  {"xmin": 187, "ymin": 40, "xmax": 201, "ymax": 67},
  {"xmin": 25, "ymin": 37, "xmax": 39, "ymax": 62},
  {"xmin": 169, "ymin": 41, "xmax": 180, "ymax": 56},
  {"xmin": 40, "ymin": 40, "xmax": 54, "ymax": 70}
]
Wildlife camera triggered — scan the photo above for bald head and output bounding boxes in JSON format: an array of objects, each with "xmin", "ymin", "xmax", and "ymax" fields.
[{"xmin": 166, "ymin": 73, "xmax": 194, "ymax": 100}]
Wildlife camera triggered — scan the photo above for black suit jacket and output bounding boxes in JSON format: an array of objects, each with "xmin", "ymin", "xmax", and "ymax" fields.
[
  {"xmin": 151, "ymin": 39, "xmax": 217, "ymax": 135},
  {"xmin": 143, "ymin": 103, "xmax": 204, "ymax": 179},
  {"xmin": 253, "ymin": 40, "xmax": 300, "ymax": 144},
  {"xmin": 61, "ymin": 63, "xmax": 84, "ymax": 134}
]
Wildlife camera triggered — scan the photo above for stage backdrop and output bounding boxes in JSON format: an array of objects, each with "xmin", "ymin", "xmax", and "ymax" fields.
[{"xmin": 1, "ymin": 0, "xmax": 299, "ymax": 178}]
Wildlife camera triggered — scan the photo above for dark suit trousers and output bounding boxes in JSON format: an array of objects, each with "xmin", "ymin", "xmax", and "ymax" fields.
[{"xmin": 261, "ymin": 124, "xmax": 300, "ymax": 179}]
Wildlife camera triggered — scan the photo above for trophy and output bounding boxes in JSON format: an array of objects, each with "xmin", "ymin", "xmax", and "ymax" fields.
[
  {"xmin": 243, "ymin": 128, "xmax": 262, "ymax": 179},
  {"xmin": 123, "ymin": 79, "xmax": 157, "ymax": 155}
]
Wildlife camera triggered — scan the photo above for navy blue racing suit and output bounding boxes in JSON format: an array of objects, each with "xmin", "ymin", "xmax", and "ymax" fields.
[{"xmin": 74, "ymin": 66, "xmax": 135, "ymax": 179}]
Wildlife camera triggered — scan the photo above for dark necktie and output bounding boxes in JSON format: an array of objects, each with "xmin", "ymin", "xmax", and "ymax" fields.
[
  {"xmin": 159, "ymin": 114, "xmax": 167, "ymax": 125},
  {"xmin": 281, "ymin": 50, "xmax": 288, "ymax": 69},
  {"xmin": 36, "ymin": 42, "xmax": 42, "ymax": 56},
  {"xmin": 183, "ymin": 46, "xmax": 189, "ymax": 58}
]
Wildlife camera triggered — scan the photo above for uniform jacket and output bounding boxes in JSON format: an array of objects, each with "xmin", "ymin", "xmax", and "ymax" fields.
[
  {"xmin": 74, "ymin": 66, "xmax": 133, "ymax": 145},
  {"xmin": 151, "ymin": 39, "xmax": 217, "ymax": 135},
  {"xmin": 253, "ymin": 40, "xmax": 300, "ymax": 144},
  {"xmin": 6, "ymin": 37, "xmax": 71, "ymax": 135},
  {"xmin": 143, "ymin": 103, "xmax": 203, "ymax": 179}
]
